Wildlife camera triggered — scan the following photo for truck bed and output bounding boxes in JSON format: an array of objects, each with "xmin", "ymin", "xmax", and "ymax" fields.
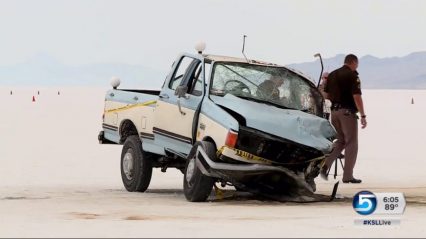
[{"xmin": 102, "ymin": 89, "xmax": 159, "ymax": 145}]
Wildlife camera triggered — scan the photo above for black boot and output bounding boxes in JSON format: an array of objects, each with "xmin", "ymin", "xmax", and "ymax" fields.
[{"xmin": 342, "ymin": 178, "xmax": 362, "ymax": 184}]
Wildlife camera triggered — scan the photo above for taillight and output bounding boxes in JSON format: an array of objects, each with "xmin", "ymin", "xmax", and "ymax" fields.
[{"xmin": 225, "ymin": 130, "xmax": 238, "ymax": 148}]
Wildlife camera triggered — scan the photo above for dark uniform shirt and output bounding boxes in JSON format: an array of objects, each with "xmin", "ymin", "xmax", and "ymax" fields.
[{"xmin": 325, "ymin": 65, "xmax": 362, "ymax": 111}]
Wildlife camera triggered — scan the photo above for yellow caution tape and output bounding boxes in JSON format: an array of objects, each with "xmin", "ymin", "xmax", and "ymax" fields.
[
  {"xmin": 214, "ymin": 184, "xmax": 224, "ymax": 200},
  {"xmin": 217, "ymin": 146, "xmax": 274, "ymax": 165},
  {"xmin": 217, "ymin": 146, "xmax": 325, "ymax": 166},
  {"xmin": 104, "ymin": 100, "xmax": 157, "ymax": 114}
]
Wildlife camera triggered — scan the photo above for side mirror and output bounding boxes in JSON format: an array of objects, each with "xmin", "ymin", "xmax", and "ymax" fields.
[
  {"xmin": 110, "ymin": 76, "xmax": 121, "ymax": 89},
  {"xmin": 175, "ymin": 85, "xmax": 189, "ymax": 98}
]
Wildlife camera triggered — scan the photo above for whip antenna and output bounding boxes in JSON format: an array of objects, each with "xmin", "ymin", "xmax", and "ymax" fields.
[
  {"xmin": 314, "ymin": 53, "xmax": 324, "ymax": 88},
  {"xmin": 242, "ymin": 35, "xmax": 250, "ymax": 63}
]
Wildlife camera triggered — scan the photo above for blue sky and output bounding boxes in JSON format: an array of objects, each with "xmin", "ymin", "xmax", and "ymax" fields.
[{"xmin": 1, "ymin": 0, "xmax": 425, "ymax": 71}]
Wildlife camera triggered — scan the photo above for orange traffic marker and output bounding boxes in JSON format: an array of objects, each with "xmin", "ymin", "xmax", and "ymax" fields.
[{"xmin": 32, "ymin": 96, "xmax": 36, "ymax": 102}]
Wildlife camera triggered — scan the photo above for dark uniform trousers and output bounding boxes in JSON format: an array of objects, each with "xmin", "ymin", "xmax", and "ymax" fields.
[{"xmin": 324, "ymin": 108, "xmax": 358, "ymax": 181}]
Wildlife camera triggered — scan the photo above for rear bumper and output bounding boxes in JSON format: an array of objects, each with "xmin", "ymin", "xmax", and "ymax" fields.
[{"xmin": 98, "ymin": 130, "xmax": 115, "ymax": 144}]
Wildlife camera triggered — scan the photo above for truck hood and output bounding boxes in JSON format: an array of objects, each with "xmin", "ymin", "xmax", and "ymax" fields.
[{"xmin": 210, "ymin": 94, "xmax": 336, "ymax": 153}]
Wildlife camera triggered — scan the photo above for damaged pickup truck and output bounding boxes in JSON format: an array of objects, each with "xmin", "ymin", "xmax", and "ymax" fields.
[{"xmin": 99, "ymin": 47, "xmax": 337, "ymax": 202}]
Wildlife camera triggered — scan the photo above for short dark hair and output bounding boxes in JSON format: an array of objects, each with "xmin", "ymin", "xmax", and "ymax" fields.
[{"xmin": 344, "ymin": 54, "xmax": 358, "ymax": 64}]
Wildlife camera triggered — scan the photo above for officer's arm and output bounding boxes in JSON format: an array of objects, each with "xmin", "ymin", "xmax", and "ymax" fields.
[
  {"xmin": 321, "ymin": 85, "xmax": 330, "ymax": 100},
  {"xmin": 351, "ymin": 75, "xmax": 365, "ymax": 116},
  {"xmin": 353, "ymin": 94, "xmax": 366, "ymax": 116}
]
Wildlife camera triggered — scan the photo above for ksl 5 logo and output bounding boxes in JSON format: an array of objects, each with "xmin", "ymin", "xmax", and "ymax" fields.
[{"xmin": 353, "ymin": 191, "xmax": 377, "ymax": 215}]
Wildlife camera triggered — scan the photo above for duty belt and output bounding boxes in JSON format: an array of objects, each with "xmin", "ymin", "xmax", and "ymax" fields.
[{"xmin": 331, "ymin": 103, "xmax": 357, "ymax": 113}]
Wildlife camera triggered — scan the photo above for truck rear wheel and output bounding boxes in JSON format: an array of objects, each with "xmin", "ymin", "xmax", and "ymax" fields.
[
  {"xmin": 183, "ymin": 141, "xmax": 215, "ymax": 202},
  {"xmin": 121, "ymin": 135, "xmax": 152, "ymax": 192}
]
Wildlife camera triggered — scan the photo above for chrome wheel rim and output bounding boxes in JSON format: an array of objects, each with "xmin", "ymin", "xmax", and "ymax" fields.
[
  {"xmin": 186, "ymin": 157, "xmax": 196, "ymax": 185},
  {"xmin": 123, "ymin": 150, "xmax": 134, "ymax": 180}
]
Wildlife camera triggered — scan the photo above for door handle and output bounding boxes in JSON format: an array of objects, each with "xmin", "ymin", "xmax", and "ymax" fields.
[
  {"xmin": 177, "ymin": 99, "xmax": 186, "ymax": 116},
  {"xmin": 159, "ymin": 94, "xmax": 169, "ymax": 99},
  {"xmin": 133, "ymin": 96, "xmax": 138, "ymax": 101},
  {"xmin": 109, "ymin": 93, "xmax": 114, "ymax": 97}
]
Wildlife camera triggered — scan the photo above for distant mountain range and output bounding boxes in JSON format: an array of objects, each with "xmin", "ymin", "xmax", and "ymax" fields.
[
  {"xmin": 1, "ymin": 51, "xmax": 426, "ymax": 89},
  {"xmin": 288, "ymin": 52, "xmax": 426, "ymax": 89},
  {"xmin": 0, "ymin": 53, "xmax": 166, "ymax": 89}
]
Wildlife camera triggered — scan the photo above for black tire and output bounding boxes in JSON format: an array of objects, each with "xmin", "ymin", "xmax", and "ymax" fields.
[
  {"xmin": 183, "ymin": 141, "xmax": 216, "ymax": 202},
  {"xmin": 121, "ymin": 135, "xmax": 152, "ymax": 192}
]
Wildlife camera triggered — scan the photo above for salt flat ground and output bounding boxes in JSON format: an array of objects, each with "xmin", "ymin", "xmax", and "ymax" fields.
[{"xmin": 0, "ymin": 87, "xmax": 425, "ymax": 237}]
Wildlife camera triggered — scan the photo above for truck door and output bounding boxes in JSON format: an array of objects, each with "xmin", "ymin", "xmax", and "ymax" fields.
[{"xmin": 153, "ymin": 55, "xmax": 205, "ymax": 155}]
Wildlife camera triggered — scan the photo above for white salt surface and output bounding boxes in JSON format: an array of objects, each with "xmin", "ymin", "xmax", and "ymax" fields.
[{"xmin": 0, "ymin": 87, "xmax": 425, "ymax": 237}]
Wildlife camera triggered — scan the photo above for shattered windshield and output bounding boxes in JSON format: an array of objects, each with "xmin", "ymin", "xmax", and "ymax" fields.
[{"xmin": 210, "ymin": 62, "xmax": 323, "ymax": 116}]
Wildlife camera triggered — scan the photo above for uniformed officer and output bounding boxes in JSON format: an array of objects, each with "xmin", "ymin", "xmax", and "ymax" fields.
[{"xmin": 320, "ymin": 54, "xmax": 367, "ymax": 183}]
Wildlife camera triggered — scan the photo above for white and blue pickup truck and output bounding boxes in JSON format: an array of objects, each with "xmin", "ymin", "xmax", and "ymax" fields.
[{"xmin": 99, "ymin": 47, "xmax": 336, "ymax": 202}]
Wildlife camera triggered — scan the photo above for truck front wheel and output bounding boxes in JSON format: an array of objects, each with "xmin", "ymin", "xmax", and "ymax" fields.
[
  {"xmin": 121, "ymin": 135, "xmax": 152, "ymax": 192},
  {"xmin": 183, "ymin": 141, "xmax": 215, "ymax": 202}
]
